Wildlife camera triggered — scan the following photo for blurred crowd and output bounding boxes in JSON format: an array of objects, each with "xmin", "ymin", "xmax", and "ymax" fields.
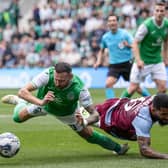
[{"xmin": 0, "ymin": 0, "xmax": 167, "ymax": 69}]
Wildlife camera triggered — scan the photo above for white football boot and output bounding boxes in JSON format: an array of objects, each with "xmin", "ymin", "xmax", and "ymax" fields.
[{"xmin": 1, "ymin": 95, "xmax": 20, "ymax": 105}]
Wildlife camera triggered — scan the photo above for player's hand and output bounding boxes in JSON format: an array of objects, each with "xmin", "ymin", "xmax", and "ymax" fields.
[
  {"xmin": 137, "ymin": 59, "xmax": 144, "ymax": 69},
  {"xmin": 41, "ymin": 91, "xmax": 55, "ymax": 105},
  {"xmin": 75, "ymin": 112, "xmax": 88, "ymax": 127},
  {"xmin": 75, "ymin": 112, "xmax": 83, "ymax": 125},
  {"xmin": 123, "ymin": 41, "xmax": 130, "ymax": 47},
  {"xmin": 93, "ymin": 62, "xmax": 100, "ymax": 69},
  {"xmin": 163, "ymin": 58, "xmax": 168, "ymax": 66}
]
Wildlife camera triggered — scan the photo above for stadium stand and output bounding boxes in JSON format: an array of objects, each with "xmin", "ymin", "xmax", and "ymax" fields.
[{"xmin": 0, "ymin": 0, "xmax": 167, "ymax": 68}]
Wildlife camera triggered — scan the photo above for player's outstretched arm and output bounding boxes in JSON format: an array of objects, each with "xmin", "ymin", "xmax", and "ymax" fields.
[
  {"xmin": 137, "ymin": 136, "xmax": 168, "ymax": 159},
  {"xmin": 84, "ymin": 105, "xmax": 99, "ymax": 125},
  {"xmin": 132, "ymin": 40, "xmax": 144, "ymax": 69},
  {"xmin": 93, "ymin": 48, "xmax": 104, "ymax": 69},
  {"xmin": 18, "ymin": 83, "xmax": 55, "ymax": 106}
]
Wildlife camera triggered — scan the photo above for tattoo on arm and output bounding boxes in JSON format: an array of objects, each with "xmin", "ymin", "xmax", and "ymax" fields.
[
  {"xmin": 84, "ymin": 105, "xmax": 99, "ymax": 125},
  {"xmin": 137, "ymin": 136, "xmax": 168, "ymax": 159}
]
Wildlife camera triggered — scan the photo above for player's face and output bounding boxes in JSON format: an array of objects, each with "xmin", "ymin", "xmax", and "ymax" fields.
[
  {"xmin": 154, "ymin": 4, "xmax": 166, "ymax": 23},
  {"xmin": 157, "ymin": 107, "xmax": 168, "ymax": 126},
  {"xmin": 54, "ymin": 72, "xmax": 72, "ymax": 89},
  {"xmin": 107, "ymin": 16, "xmax": 118, "ymax": 33}
]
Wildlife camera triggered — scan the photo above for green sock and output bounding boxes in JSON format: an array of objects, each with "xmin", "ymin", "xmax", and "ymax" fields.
[
  {"xmin": 86, "ymin": 130, "xmax": 121, "ymax": 152},
  {"xmin": 120, "ymin": 89, "xmax": 132, "ymax": 98}
]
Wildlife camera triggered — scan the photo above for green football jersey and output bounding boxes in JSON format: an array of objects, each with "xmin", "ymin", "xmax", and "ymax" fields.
[
  {"xmin": 139, "ymin": 17, "xmax": 168, "ymax": 64},
  {"xmin": 36, "ymin": 67, "xmax": 84, "ymax": 116}
]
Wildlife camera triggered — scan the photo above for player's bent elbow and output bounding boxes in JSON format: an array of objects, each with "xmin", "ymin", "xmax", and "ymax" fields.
[
  {"xmin": 18, "ymin": 88, "xmax": 27, "ymax": 99},
  {"xmin": 94, "ymin": 112, "xmax": 99, "ymax": 122},
  {"xmin": 139, "ymin": 148, "xmax": 152, "ymax": 158},
  {"xmin": 13, "ymin": 115, "xmax": 23, "ymax": 123}
]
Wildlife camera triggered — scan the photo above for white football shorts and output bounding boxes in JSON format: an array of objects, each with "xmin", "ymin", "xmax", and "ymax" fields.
[
  {"xmin": 27, "ymin": 104, "xmax": 84, "ymax": 132},
  {"xmin": 130, "ymin": 62, "xmax": 167, "ymax": 83}
]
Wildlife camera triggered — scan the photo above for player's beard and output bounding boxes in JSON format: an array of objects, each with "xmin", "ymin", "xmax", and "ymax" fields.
[{"xmin": 158, "ymin": 119, "xmax": 168, "ymax": 126}]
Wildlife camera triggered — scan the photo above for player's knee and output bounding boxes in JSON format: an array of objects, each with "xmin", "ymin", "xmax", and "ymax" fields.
[
  {"xmin": 128, "ymin": 83, "xmax": 139, "ymax": 93},
  {"xmin": 13, "ymin": 103, "xmax": 27, "ymax": 123},
  {"xmin": 13, "ymin": 115, "xmax": 23, "ymax": 123},
  {"xmin": 78, "ymin": 126, "xmax": 93, "ymax": 140},
  {"xmin": 105, "ymin": 82, "xmax": 115, "ymax": 88},
  {"xmin": 158, "ymin": 87, "xmax": 167, "ymax": 93},
  {"xmin": 105, "ymin": 77, "xmax": 116, "ymax": 88},
  {"xmin": 13, "ymin": 110, "xmax": 23, "ymax": 123},
  {"xmin": 157, "ymin": 84, "xmax": 166, "ymax": 93}
]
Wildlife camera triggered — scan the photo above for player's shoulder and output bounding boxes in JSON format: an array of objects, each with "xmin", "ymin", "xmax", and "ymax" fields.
[
  {"xmin": 41, "ymin": 66, "xmax": 54, "ymax": 76},
  {"xmin": 118, "ymin": 28, "xmax": 132, "ymax": 36},
  {"xmin": 72, "ymin": 75, "xmax": 84, "ymax": 87},
  {"xmin": 143, "ymin": 17, "xmax": 153, "ymax": 25},
  {"xmin": 118, "ymin": 28, "xmax": 127, "ymax": 33},
  {"xmin": 102, "ymin": 31, "xmax": 112, "ymax": 38},
  {"xmin": 163, "ymin": 17, "xmax": 168, "ymax": 25}
]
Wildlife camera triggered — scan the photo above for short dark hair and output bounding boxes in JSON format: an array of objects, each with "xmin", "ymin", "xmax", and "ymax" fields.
[
  {"xmin": 153, "ymin": 93, "xmax": 168, "ymax": 110},
  {"xmin": 155, "ymin": 1, "xmax": 166, "ymax": 6},
  {"xmin": 108, "ymin": 14, "xmax": 119, "ymax": 21},
  {"xmin": 54, "ymin": 62, "xmax": 72, "ymax": 73}
]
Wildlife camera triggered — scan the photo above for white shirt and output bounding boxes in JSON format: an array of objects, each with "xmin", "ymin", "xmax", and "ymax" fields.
[{"xmin": 132, "ymin": 106, "xmax": 153, "ymax": 138}]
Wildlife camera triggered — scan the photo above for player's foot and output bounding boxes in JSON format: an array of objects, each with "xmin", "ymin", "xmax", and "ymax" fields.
[
  {"xmin": 1, "ymin": 95, "xmax": 20, "ymax": 105},
  {"xmin": 117, "ymin": 143, "xmax": 129, "ymax": 155}
]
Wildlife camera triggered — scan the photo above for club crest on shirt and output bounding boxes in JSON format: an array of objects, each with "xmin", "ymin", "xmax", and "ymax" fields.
[{"xmin": 67, "ymin": 92, "xmax": 75, "ymax": 100}]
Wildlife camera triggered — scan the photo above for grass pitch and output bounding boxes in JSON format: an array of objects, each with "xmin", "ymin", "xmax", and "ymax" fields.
[{"xmin": 0, "ymin": 89, "xmax": 168, "ymax": 168}]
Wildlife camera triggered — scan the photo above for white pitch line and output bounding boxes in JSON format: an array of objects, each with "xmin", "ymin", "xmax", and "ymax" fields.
[{"xmin": 0, "ymin": 115, "xmax": 12, "ymax": 118}]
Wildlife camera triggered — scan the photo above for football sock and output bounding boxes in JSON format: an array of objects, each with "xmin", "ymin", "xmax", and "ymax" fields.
[
  {"xmin": 105, "ymin": 88, "xmax": 115, "ymax": 99},
  {"xmin": 86, "ymin": 130, "xmax": 121, "ymax": 152},
  {"xmin": 13, "ymin": 103, "xmax": 27, "ymax": 123},
  {"xmin": 141, "ymin": 87, "xmax": 150, "ymax": 97},
  {"xmin": 120, "ymin": 89, "xmax": 132, "ymax": 98}
]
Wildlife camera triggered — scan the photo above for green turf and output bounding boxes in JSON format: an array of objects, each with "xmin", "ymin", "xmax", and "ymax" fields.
[{"xmin": 0, "ymin": 89, "xmax": 168, "ymax": 168}]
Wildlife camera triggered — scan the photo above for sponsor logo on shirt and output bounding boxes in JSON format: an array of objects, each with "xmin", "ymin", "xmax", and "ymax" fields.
[{"xmin": 152, "ymin": 37, "xmax": 162, "ymax": 46}]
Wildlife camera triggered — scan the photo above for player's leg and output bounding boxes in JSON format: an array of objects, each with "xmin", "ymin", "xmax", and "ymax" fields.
[
  {"xmin": 121, "ymin": 82, "xmax": 141, "ymax": 98},
  {"xmin": 121, "ymin": 63, "xmax": 141, "ymax": 98},
  {"xmin": 154, "ymin": 79, "xmax": 167, "ymax": 93},
  {"xmin": 152, "ymin": 62, "xmax": 167, "ymax": 94},
  {"xmin": 123, "ymin": 62, "xmax": 150, "ymax": 97},
  {"xmin": 105, "ymin": 65, "xmax": 118, "ymax": 99},
  {"xmin": 13, "ymin": 104, "xmax": 47, "ymax": 122},
  {"xmin": 136, "ymin": 86, "xmax": 151, "ymax": 97},
  {"xmin": 78, "ymin": 126, "xmax": 129, "ymax": 155},
  {"xmin": 61, "ymin": 110, "xmax": 129, "ymax": 155},
  {"xmin": 105, "ymin": 76, "xmax": 117, "ymax": 99},
  {"xmin": 1, "ymin": 94, "xmax": 47, "ymax": 122}
]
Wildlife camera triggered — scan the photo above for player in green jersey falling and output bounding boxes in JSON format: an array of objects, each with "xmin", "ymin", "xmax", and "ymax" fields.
[
  {"xmin": 1, "ymin": 62, "xmax": 128, "ymax": 155},
  {"xmin": 121, "ymin": 2, "xmax": 168, "ymax": 98}
]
